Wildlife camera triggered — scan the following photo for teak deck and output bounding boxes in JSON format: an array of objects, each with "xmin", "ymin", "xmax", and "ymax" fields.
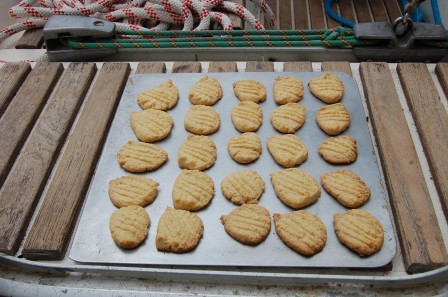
[{"xmin": 0, "ymin": 61, "xmax": 447, "ymax": 275}]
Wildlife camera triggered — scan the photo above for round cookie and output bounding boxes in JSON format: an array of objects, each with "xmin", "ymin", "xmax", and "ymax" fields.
[
  {"xmin": 130, "ymin": 109, "xmax": 173, "ymax": 142},
  {"xmin": 274, "ymin": 210, "xmax": 327, "ymax": 256},
  {"xmin": 109, "ymin": 175, "xmax": 159, "ymax": 208},
  {"xmin": 270, "ymin": 103, "xmax": 306, "ymax": 133},
  {"xmin": 334, "ymin": 209, "xmax": 384, "ymax": 257},
  {"xmin": 156, "ymin": 207, "xmax": 204, "ymax": 253},
  {"xmin": 270, "ymin": 168, "xmax": 321, "ymax": 209},
  {"xmin": 137, "ymin": 79, "xmax": 179, "ymax": 110},
  {"xmin": 117, "ymin": 141, "xmax": 168, "ymax": 173},
  {"xmin": 273, "ymin": 76, "xmax": 305, "ymax": 104},
  {"xmin": 233, "ymin": 80, "xmax": 267, "ymax": 103},
  {"xmin": 321, "ymin": 170, "xmax": 370, "ymax": 208},
  {"xmin": 109, "ymin": 205, "xmax": 150, "ymax": 249},
  {"xmin": 231, "ymin": 101, "xmax": 263, "ymax": 132},
  {"xmin": 308, "ymin": 73, "xmax": 344, "ymax": 104},
  {"xmin": 178, "ymin": 135, "xmax": 217, "ymax": 171},
  {"xmin": 184, "ymin": 105, "xmax": 220, "ymax": 135},
  {"xmin": 267, "ymin": 134, "xmax": 308, "ymax": 168},
  {"xmin": 228, "ymin": 132, "xmax": 262, "ymax": 164},
  {"xmin": 316, "ymin": 103, "xmax": 350, "ymax": 136},
  {"xmin": 189, "ymin": 76, "xmax": 223, "ymax": 105},
  {"xmin": 172, "ymin": 170, "xmax": 215, "ymax": 211},
  {"xmin": 318, "ymin": 136, "xmax": 357, "ymax": 164},
  {"xmin": 221, "ymin": 170, "xmax": 265, "ymax": 205},
  {"xmin": 220, "ymin": 204, "xmax": 271, "ymax": 245}
]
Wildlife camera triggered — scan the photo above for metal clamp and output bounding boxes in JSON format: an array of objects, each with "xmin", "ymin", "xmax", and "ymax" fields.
[
  {"xmin": 353, "ymin": 22, "xmax": 448, "ymax": 62},
  {"xmin": 44, "ymin": 15, "xmax": 117, "ymax": 62}
]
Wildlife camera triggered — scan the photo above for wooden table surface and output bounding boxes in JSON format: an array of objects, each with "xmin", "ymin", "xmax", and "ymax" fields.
[{"xmin": 0, "ymin": 61, "xmax": 447, "ymax": 280}]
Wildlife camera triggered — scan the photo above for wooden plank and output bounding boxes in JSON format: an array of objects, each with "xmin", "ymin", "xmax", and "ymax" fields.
[
  {"xmin": 353, "ymin": 0, "xmax": 373, "ymax": 23},
  {"xmin": 135, "ymin": 62, "xmax": 166, "ymax": 74},
  {"xmin": 283, "ymin": 61, "xmax": 313, "ymax": 72},
  {"xmin": 338, "ymin": 0, "xmax": 356, "ymax": 24},
  {"xmin": 15, "ymin": 29, "xmax": 44, "ymax": 49},
  {"xmin": 321, "ymin": 61, "xmax": 352, "ymax": 75},
  {"xmin": 279, "ymin": 0, "xmax": 293, "ymax": 30},
  {"xmin": 435, "ymin": 63, "xmax": 448, "ymax": 99},
  {"xmin": 0, "ymin": 63, "xmax": 31, "ymax": 117},
  {"xmin": 172, "ymin": 62, "xmax": 202, "ymax": 73},
  {"xmin": 245, "ymin": 61, "xmax": 274, "ymax": 72},
  {"xmin": 384, "ymin": 0, "xmax": 403, "ymax": 22},
  {"xmin": 359, "ymin": 62, "xmax": 448, "ymax": 273},
  {"xmin": 0, "ymin": 63, "xmax": 97, "ymax": 255},
  {"xmin": 22, "ymin": 63, "xmax": 131, "ymax": 260},
  {"xmin": 294, "ymin": 0, "xmax": 309, "ymax": 29},
  {"xmin": 369, "ymin": 0, "xmax": 389, "ymax": 22},
  {"xmin": 208, "ymin": 62, "xmax": 238, "ymax": 73},
  {"xmin": 309, "ymin": 0, "xmax": 326, "ymax": 29},
  {"xmin": 0, "ymin": 62, "xmax": 63, "ymax": 188},
  {"xmin": 398, "ymin": 63, "xmax": 448, "ymax": 223}
]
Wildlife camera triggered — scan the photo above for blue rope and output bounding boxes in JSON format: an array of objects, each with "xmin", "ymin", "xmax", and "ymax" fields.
[
  {"xmin": 324, "ymin": 0, "xmax": 355, "ymax": 28},
  {"xmin": 431, "ymin": 0, "xmax": 442, "ymax": 25}
]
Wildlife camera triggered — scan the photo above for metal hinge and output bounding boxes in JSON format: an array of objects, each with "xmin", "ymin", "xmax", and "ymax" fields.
[{"xmin": 43, "ymin": 15, "xmax": 117, "ymax": 62}]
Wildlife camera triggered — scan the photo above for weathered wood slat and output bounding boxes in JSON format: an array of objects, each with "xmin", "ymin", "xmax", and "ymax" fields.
[
  {"xmin": 338, "ymin": 0, "xmax": 356, "ymax": 24},
  {"xmin": 245, "ymin": 61, "xmax": 274, "ymax": 72},
  {"xmin": 283, "ymin": 61, "xmax": 313, "ymax": 72},
  {"xmin": 384, "ymin": 0, "xmax": 403, "ymax": 22},
  {"xmin": 22, "ymin": 63, "xmax": 131, "ymax": 260},
  {"xmin": 397, "ymin": 63, "xmax": 448, "ymax": 223},
  {"xmin": 353, "ymin": 0, "xmax": 373, "ymax": 23},
  {"xmin": 0, "ymin": 63, "xmax": 63, "ymax": 187},
  {"xmin": 294, "ymin": 0, "xmax": 309, "ymax": 29},
  {"xmin": 135, "ymin": 62, "xmax": 166, "ymax": 74},
  {"xmin": 172, "ymin": 62, "xmax": 202, "ymax": 73},
  {"xmin": 15, "ymin": 29, "xmax": 44, "ymax": 49},
  {"xmin": 0, "ymin": 63, "xmax": 31, "ymax": 117},
  {"xmin": 370, "ymin": 0, "xmax": 389, "ymax": 22},
  {"xmin": 0, "ymin": 63, "xmax": 97, "ymax": 256},
  {"xmin": 208, "ymin": 62, "xmax": 238, "ymax": 73},
  {"xmin": 321, "ymin": 61, "xmax": 352, "ymax": 75},
  {"xmin": 309, "ymin": 0, "xmax": 326, "ymax": 29},
  {"xmin": 279, "ymin": 0, "xmax": 292, "ymax": 30},
  {"xmin": 360, "ymin": 62, "xmax": 448, "ymax": 273},
  {"xmin": 435, "ymin": 63, "xmax": 448, "ymax": 98}
]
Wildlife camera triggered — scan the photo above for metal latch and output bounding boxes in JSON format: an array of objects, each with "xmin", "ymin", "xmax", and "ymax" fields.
[
  {"xmin": 353, "ymin": 22, "xmax": 448, "ymax": 62},
  {"xmin": 44, "ymin": 15, "xmax": 117, "ymax": 62}
]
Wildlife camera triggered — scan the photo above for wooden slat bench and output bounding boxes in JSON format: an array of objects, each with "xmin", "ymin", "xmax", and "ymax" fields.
[{"xmin": 0, "ymin": 61, "xmax": 446, "ymax": 276}]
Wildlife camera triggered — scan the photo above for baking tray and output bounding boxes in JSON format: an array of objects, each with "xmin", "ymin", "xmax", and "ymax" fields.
[{"xmin": 69, "ymin": 71, "xmax": 396, "ymax": 268}]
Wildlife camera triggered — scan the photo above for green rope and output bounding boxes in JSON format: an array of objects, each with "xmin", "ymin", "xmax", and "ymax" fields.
[{"xmin": 67, "ymin": 27, "xmax": 385, "ymax": 50}]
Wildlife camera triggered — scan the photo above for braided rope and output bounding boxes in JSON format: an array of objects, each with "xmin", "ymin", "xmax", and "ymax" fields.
[{"xmin": 1, "ymin": 0, "xmax": 275, "ymax": 43}]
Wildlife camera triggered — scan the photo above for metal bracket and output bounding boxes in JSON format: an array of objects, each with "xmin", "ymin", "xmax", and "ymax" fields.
[
  {"xmin": 353, "ymin": 22, "xmax": 448, "ymax": 62},
  {"xmin": 44, "ymin": 15, "xmax": 117, "ymax": 62}
]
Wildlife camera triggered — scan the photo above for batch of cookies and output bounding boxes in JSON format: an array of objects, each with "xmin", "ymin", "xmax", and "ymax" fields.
[{"xmin": 108, "ymin": 73, "xmax": 385, "ymax": 259}]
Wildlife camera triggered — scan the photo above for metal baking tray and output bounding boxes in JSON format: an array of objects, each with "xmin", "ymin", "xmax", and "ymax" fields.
[{"xmin": 69, "ymin": 71, "xmax": 396, "ymax": 268}]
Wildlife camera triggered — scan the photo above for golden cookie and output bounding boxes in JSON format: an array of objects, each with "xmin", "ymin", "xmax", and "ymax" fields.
[
  {"xmin": 109, "ymin": 175, "xmax": 159, "ymax": 208},
  {"xmin": 273, "ymin": 76, "xmax": 305, "ymax": 104},
  {"xmin": 334, "ymin": 209, "xmax": 384, "ymax": 257},
  {"xmin": 172, "ymin": 170, "xmax": 215, "ymax": 211},
  {"xmin": 267, "ymin": 134, "xmax": 308, "ymax": 168},
  {"xmin": 321, "ymin": 170, "xmax": 370, "ymax": 208},
  {"xmin": 109, "ymin": 205, "xmax": 150, "ymax": 249},
  {"xmin": 309, "ymin": 73, "xmax": 344, "ymax": 104},
  {"xmin": 270, "ymin": 103, "xmax": 306, "ymax": 133},
  {"xmin": 318, "ymin": 136, "xmax": 357, "ymax": 164},
  {"xmin": 228, "ymin": 132, "xmax": 262, "ymax": 164},
  {"xmin": 117, "ymin": 141, "xmax": 168, "ymax": 173},
  {"xmin": 178, "ymin": 135, "xmax": 217, "ymax": 171},
  {"xmin": 156, "ymin": 207, "xmax": 203, "ymax": 253},
  {"xmin": 220, "ymin": 204, "xmax": 271, "ymax": 245},
  {"xmin": 316, "ymin": 103, "xmax": 350, "ymax": 136},
  {"xmin": 184, "ymin": 105, "xmax": 220, "ymax": 135},
  {"xmin": 271, "ymin": 168, "xmax": 321, "ymax": 209},
  {"xmin": 221, "ymin": 170, "xmax": 265, "ymax": 205},
  {"xmin": 233, "ymin": 80, "xmax": 267, "ymax": 103},
  {"xmin": 231, "ymin": 101, "xmax": 263, "ymax": 132},
  {"xmin": 130, "ymin": 109, "xmax": 173, "ymax": 142},
  {"xmin": 274, "ymin": 210, "xmax": 327, "ymax": 256},
  {"xmin": 137, "ymin": 80, "xmax": 179, "ymax": 110},
  {"xmin": 189, "ymin": 76, "xmax": 223, "ymax": 105}
]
